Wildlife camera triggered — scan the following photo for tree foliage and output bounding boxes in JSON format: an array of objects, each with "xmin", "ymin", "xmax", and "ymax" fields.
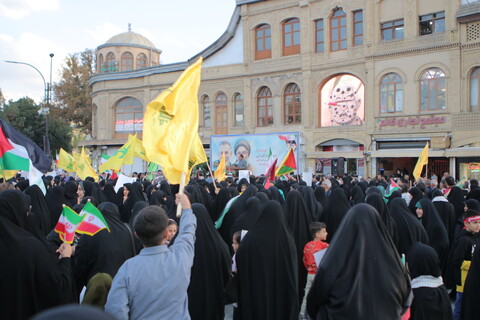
[
  {"xmin": 53, "ymin": 48, "xmax": 94, "ymax": 134},
  {"xmin": 0, "ymin": 97, "xmax": 72, "ymax": 154}
]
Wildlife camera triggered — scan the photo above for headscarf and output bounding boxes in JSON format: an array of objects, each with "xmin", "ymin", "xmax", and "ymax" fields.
[
  {"xmin": 120, "ymin": 182, "xmax": 145, "ymax": 222},
  {"xmin": 461, "ymin": 238, "xmax": 480, "ymax": 320},
  {"xmin": 31, "ymin": 304, "xmax": 116, "ymax": 320},
  {"xmin": 306, "ymin": 203, "xmax": 412, "ymax": 320},
  {"xmin": 231, "ymin": 197, "xmax": 261, "ymax": 235},
  {"xmin": 212, "ymin": 188, "xmax": 231, "ymax": 223},
  {"xmin": 187, "ymin": 204, "xmax": 231, "ymax": 320},
  {"xmin": 447, "ymin": 186, "xmax": 465, "ymax": 221},
  {"xmin": 45, "ymin": 186, "xmax": 68, "ymax": 230},
  {"xmin": 321, "ymin": 188, "xmax": 351, "ymax": 242},
  {"xmin": 406, "ymin": 242, "xmax": 453, "ymax": 320},
  {"xmin": 269, "ymin": 186, "xmax": 285, "ymax": 204},
  {"xmin": 409, "ymin": 187, "xmax": 425, "ymax": 216},
  {"xmin": 24, "ymin": 184, "xmax": 51, "ymax": 236},
  {"xmin": 81, "ymin": 273, "xmax": 113, "ymax": 308},
  {"xmin": 300, "ymin": 186, "xmax": 323, "ymax": 221},
  {"xmin": 64, "ymin": 181, "xmax": 78, "ymax": 207},
  {"xmin": 102, "ymin": 183, "xmax": 117, "ymax": 204},
  {"xmin": 388, "ymin": 198, "xmax": 429, "ymax": 255},
  {"xmin": 349, "ymin": 185, "xmax": 365, "ymax": 206},
  {"xmin": 283, "ymin": 190, "xmax": 313, "ymax": 304},
  {"xmin": 236, "ymin": 201, "xmax": 299, "ymax": 319},
  {"xmin": 365, "ymin": 192, "xmax": 398, "ymax": 247}
]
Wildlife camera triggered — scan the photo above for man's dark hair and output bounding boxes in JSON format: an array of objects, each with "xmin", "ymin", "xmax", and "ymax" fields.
[
  {"xmin": 133, "ymin": 205, "xmax": 168, "ymax": 247},
  {"xmin": 464, "ymin": 209, "xmax": 480, "ymax": 221},
  {"xmin": 470, "ymin": 179, "xmax": 479, "ymax": 188},
  {"xmin": 445, "ymin": 176, "xmax": 455, "ymax": 187},
  {"xmin": 310, "ymin": 221, "xmax": 326, "ymax": 239}
]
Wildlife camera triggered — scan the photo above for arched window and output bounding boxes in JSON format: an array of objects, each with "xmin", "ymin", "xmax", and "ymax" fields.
[
  {"xmin": 97, "ymin": 54, "xmax": 103, "ymax": 73},
  {"xmin": 106, "ymin": 52, "xmax": 117, "ymax": 72},
  {"xmin": 257, "ymin": 87, "xmax": 273, "ymax": 126},
  {"xmin": 215, "ymin": 93, "xmax": 228, "ymax": 134},
  {"xmin": 137, "ymin": 53, "xmax": 147, "ymax": 69},
  {"xmin": 255, "ymin": 24, "xmax": 271, "ymax": 60},
  {"xmin": 284, "ymin": 83, "xmax": 301, "ymax": 124},
  {"xmin": 202, "ymin": 95, "xmax": 211, "ymax": 127},
  {"xmin": 283, "ymin": 18, "xmax": 300, "ymax": 56},
  {"xmin": 233, "ymin": 93, "xmax": 244, "ymax": 127},
  {"xmin": 115, "ymin": 97, "xmax": 143, "ymax": 136},
  {"xmin": 121, "ymin": 52, "xmax": 133, "ymax": 71},
  {"xmin": 380, "ymin": 73, "xmax": 403, "ymax": 113},
  {"xmin": 330, "ymin": 8, "xmax": 347, "ymax": 51},
  {"xmin": 470, "ymin": 67, "xmax": 480, "ymax": 112},
  {"xmin": 420, "ymin": 68, "xmax": 446, "ymax": 111}
]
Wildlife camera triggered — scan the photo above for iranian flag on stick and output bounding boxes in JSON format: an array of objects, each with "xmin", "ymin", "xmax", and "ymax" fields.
[
  {"xmin": 77, "ymin": 201, "xmax": 110, "ymax": 236},
  {"xmin": 54, "ymin": 205, "xmax": 85, "ymax": 243}
]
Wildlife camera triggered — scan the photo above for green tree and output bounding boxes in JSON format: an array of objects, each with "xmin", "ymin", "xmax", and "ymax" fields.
[
  {"xmin": 53, "ymin": 48, "xmax": 94, "ymax": 134},
  {"xmin": 0, "ymin": 97, "xmax": 72, "ymax": 154}
]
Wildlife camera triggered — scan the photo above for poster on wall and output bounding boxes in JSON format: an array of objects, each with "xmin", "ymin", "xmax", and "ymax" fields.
[
  {"xmin": 316, "ymin": 158, "xmax": 332, "ymax": 175},
  {"xmin": 320, "ymin": 74, "xmax": 365, "ymax": 127},
  {"xmin": 210, "ymin": 132, "xmax": 300, "ymax": 176},
  {"xmin": 357, "ymin": 158, "xmax": 365, "ymax": 177}
]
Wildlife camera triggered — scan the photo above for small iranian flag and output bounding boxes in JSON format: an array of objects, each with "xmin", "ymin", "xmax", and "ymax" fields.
[
  {"xmin": 77, "ymin": 201, "xmax": 110, "ymax": 236},
  {"xmin": 54, "ymin": 205, "xmax": 85, "ymax": 243}
]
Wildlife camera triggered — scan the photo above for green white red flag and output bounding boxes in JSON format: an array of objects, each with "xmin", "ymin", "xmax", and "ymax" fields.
[
  {"xmin": 77, "ymin": 201, "xmax": 110, "ymax": 236},
  {"xmin": 54, "ymin": 205, "xmax": 85, "ymax": 243}
]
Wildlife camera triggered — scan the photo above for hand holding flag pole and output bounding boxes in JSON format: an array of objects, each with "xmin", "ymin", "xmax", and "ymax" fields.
[{"xmin": 176, "ymin": 172, "xmax": 187, "ymax": 217}]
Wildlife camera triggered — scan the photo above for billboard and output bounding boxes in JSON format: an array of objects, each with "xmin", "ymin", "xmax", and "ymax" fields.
[
  {"xmin": 320, "ymin": 74, "xmax": 365, "ymax": 127},
  {"xmin": 210, "ymin": 132, "xmax": 300, "ymax": 176}
]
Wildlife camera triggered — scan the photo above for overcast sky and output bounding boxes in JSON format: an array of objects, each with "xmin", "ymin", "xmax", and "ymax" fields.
[{"xmin": 0, "ymin": 0, "xmax": 236, "ymax": 103}]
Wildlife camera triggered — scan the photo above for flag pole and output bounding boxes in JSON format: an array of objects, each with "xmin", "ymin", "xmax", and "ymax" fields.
[
  {"xmin": 205, "ymin": 162, "xmax": 218, "ymax": 190},
  {"xmin": 176, "ymin": 171, "xmax": 186, "ymax": 218}
]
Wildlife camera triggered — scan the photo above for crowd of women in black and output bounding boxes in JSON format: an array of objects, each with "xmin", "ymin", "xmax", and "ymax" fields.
[{"xmin": 0, "ymin": 172, "xmax": 479, "ymax": 320}]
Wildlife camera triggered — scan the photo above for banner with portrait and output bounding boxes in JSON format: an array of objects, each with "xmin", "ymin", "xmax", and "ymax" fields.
[{"xmin": 210, "ymin": 132, "xmax": 300, "ymax": 176}]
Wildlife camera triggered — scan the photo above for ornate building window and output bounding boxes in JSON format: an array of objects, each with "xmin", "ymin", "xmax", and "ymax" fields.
[
  {"xmin": 137, "ymin": 53, "xmax": 147, "ymax": 69},
  {"xmin": 121, "ymin": 52, "xmax": 134, "ymax": 71},
  {"xmin": 470, "ymin": 67, "xmax": 480, "ymax": 112},
  {"xmin": 97, "ymin": 54, "xmax": 103, "ymax": 73},
  {"xmin": 115, "ymin": 97, "xmax": 143, "ymax": 136},
  {"xmin": 419, "ymin": 12, "xmax": 445, "ymax": 35},
  {"xmin": 233, "ymin": 93, "xmax": 244, "ymax": 127},
  {"xmin": 284, "ymin": 83, "xmax": 301, "ymax": 124},
  {"xmin": 283, "ymin": 18, "xmax": 300, "ymax": 56},
  {"xmin": 202, "ymin": 95, "xmax": 211, "ymax": 128},
  {"xmin": 330, "ymin": 8, "xmax": 347, "ymax": 51},
  {"xmin": 380, "ymin": 73, "xmax": 403, "ymax": 113},
  {"xmin": 215, "ymin": 93, "xmax": 228, "ymax": 134},
  {"xmin": 106, "ymin": 52, "xmax": 117, "ymax": 73},
  {"xmin": 420, "ymin": 68, "xmax": 446, "ymax": 111},
  {"xmin": 353, "ymin": 10, "xmax": 363, "ymax": 46},
  {"xmin": 381, "ymin": 19, "xmax": 404, "ymax": 41},
  {"xmin": 255, "ymin": 24, "xmax": 272, "ymax": 60},
  {"xmin": 315, "ymin": 19, "xmax": 324, "ymax": 53},
  {"xmin": 257, "ymin": 87, "xmax": 273, "ymax": 127}
]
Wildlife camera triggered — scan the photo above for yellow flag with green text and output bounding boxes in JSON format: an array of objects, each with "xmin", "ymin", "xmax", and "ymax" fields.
[
  {"xmin": 413, "ymin": 143, "xmax": 429, "ymax": 181},
  {"xmin": 143, "ymin": 57, "xmax": 204, "ymax": 184},
  {"xmin": 132, "ymin": 135, "xmax": 149, "ymax": 162},
  {"xmin": 58, "ymin": 148, "xmax": 77, "ymax": 172},
  {"xmin": 99, "ymin": 134, "xmax": 136, "ymax": 172},
  {"xmin": 76, "ymin": 147, "xmax": 98, "ymax": 181}
]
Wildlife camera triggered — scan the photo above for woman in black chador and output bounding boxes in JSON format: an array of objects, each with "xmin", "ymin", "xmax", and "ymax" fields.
[
  {"xmin": 236, "ymin": 200, "xmax": 299, "ymax": 320},
  {"xmin": 307, "ymin": 203, "xmax": 412, "ymax": 320}
]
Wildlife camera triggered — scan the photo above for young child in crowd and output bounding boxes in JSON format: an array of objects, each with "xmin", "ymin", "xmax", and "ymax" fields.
[
  {"xmin": 451, "ymin": 209, "xmax": 480, "ymax": 320},
  {"xmin": 230, "ymin": 231, "xmax": 242, "ymax": 320},
  {"xmin": 165, "ymin": 219, "xmax": 178, "ymax": 245},
  {"xmin": 301, "ymin": 222, "xmax": 329, "ymax": 320}
]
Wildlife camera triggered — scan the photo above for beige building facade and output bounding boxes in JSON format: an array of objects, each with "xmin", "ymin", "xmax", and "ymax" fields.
[{"xmin": 87, "ymin": 0, "xmax": 480, "ymax": 179}]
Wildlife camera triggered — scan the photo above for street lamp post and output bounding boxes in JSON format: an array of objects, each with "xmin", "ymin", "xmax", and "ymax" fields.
[{"xmin": 5, "ymin": 54, "xmax": 54, "ymax": 155}]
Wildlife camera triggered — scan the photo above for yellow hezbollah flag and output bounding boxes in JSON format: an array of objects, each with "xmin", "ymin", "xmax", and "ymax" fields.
[
  {"xmin": 187, "ymin": 135, "xmax": 207, "ymax": 178},
  {"xmin": 132, "ymin": 135, "xmax": 149, "ymax": 162},
  {"xmin": 99, "ymin": 134, "xmax": 136, "ymax": 172},
  {"xmin": 143, "ymin": 57, "xmax": 203, "ymax": 184},
  {"xmin": 76, "ymin": 147, "xmax": 98, "ymax": 181},
  {"xmin": 413, "ymin": 142, "xmax": 429, "ymax": 181},
  {"xmin": 214, "ymin": 153, "xmax": 226, "ymax": 182},
  {"xmin": 58, "ymin": 148, "xmax": 77, "ymax": 172}
]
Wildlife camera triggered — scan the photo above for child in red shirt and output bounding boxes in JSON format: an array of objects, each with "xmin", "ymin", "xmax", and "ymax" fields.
[{"xmin": 300, "ymin": 222, "xmax": 329, "ymax": 320}]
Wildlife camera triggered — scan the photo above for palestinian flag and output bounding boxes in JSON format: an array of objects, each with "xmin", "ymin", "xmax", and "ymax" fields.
[
  {"xmin": 384, "ymin": 179, "xmax": 401, "ymax": 198},
  {"xmin": 77, "ymin": 201, "xmax": 110, "ymax": 236},
  {"xmin": 54, "ymin": 205, "xmax": 85, "ymax": 243},
  {"xmin": 275, "ymin": 148, "xmax": 297, "ymax": 177},
  {"xmin": 0, "ymin": 119, "xmax": 51, "ymax": 193}
]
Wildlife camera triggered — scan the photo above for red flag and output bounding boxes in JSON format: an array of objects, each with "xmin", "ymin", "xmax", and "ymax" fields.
[
  {"xmin": 109, "ymin": 170, "xmax": 118, "ymax": 181},
  {"xmin": 275, "ymin": 149, "xmax": 297, "ymax": 176},
  {"xmin": 264, "ymin": 159, "xmax": 278, "ymax": 189}
]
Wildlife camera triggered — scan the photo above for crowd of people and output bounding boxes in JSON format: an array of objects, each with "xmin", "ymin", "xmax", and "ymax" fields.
[{"xmin": 0, "ymin": 169, "xmax": 479, "ymax": 320}]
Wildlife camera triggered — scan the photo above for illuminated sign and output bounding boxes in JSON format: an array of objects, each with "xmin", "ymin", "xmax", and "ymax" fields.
[{"xmin": 320, "ymin": 74, "xmax": 365, "ymax": 127}]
